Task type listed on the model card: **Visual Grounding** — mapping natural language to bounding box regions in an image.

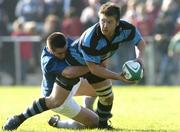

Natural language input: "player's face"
[99,14,118,40]
[53,46,67,60]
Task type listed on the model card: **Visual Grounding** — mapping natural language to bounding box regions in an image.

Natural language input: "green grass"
[1,86,180,132]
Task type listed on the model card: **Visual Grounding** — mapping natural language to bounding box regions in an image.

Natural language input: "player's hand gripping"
[118,72,138,84]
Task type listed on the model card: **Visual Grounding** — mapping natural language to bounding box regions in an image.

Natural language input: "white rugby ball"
[122,60,143,81]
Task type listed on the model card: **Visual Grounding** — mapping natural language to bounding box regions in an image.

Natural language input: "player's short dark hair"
[47,32,66,51]
[98,2,120,21]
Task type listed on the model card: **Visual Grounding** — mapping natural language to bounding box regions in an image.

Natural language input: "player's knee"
[52,98,81,118]
[96,85,114,105]
[48,75,80,108]
[46,96,65,109]
[51,99,64,108]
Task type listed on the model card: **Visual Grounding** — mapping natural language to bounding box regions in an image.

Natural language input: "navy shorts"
[55,72,106,91]
[82,72,106,84]
[55,74,80,91]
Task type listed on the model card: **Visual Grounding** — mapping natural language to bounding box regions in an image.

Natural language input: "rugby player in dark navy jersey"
[55,2,146,129]
[2,32,99,131]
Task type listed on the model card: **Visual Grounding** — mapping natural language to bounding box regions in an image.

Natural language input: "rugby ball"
[122,60,143,81]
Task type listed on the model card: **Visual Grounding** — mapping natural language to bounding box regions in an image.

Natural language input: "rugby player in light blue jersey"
[54,2,146,129]
[3,2,146,130]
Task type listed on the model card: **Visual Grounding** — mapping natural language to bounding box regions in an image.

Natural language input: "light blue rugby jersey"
[41,38,73,96]
[66,20,142,66]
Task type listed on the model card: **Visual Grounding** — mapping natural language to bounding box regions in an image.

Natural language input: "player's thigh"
[82,72,109,89]
[91,79,112,90]
[91,79,114,105]
[47,83,70,108]
[75,78,96,96]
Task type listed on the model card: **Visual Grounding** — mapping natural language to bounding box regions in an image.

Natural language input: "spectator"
[153,0,179,85]
[0,3,9,36]
[80,0,100,29]
[168,31,180,57]
[145,0,161,32]
[11,19,33,84]
[167,31,180,85]
[122,0,139,25]
[110,0,127,17]
[44,0,64,19]
[42,14,61,42]
[135,0,161,36]
[173,13,180,35]
[15,0,46,22]
[24,21,40,72]
[0,1,12,83]
[154,0,179,36]
[61,8,83,37]
[1,0,19,22]
[63,0,86,17]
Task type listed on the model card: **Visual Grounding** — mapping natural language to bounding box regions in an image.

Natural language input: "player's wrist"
[134,58,144,69]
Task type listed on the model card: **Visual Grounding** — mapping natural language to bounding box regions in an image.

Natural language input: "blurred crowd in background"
[0,0,179,85]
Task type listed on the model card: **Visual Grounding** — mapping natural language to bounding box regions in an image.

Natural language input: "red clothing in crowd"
[61,17,83,37]
[11,32,32,60]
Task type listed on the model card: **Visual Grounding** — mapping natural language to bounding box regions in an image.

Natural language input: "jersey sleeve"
[80,48,101,64]
[127,28,142,45]
[43,58,68,74]
[80,25,102,64]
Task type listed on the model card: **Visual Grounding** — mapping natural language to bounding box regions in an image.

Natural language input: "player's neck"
[105,33,115,42]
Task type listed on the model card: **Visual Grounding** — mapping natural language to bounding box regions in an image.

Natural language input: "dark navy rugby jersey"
[66,20,142,66]
[41,38,73,96]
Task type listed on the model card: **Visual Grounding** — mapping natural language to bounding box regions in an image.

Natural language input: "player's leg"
[92,79,113,128]
[75,78,96,96]
[72,106,99,128]
[82,96,96,110]
[84,73,114,128]
[49,107,99,129]
[2,77,78,131]
[48,77,99,128]
[50,99,99,128]
[2,97,50,131]
[75,78,97,110]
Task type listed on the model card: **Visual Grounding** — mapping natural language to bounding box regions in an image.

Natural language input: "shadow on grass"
[113,128,175,132]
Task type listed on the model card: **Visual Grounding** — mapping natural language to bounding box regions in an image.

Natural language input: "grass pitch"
[0,86,180,132]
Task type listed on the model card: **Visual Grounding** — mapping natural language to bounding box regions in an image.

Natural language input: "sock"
[83,96,96,110]
[17,98,49,122]
[56,119,85,129]
[97,101,112,127]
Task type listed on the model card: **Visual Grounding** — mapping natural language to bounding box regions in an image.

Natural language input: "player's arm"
[86,61,134,83]
[81,47,135,83]
[61,66,89,78]
[135,39,146,67]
